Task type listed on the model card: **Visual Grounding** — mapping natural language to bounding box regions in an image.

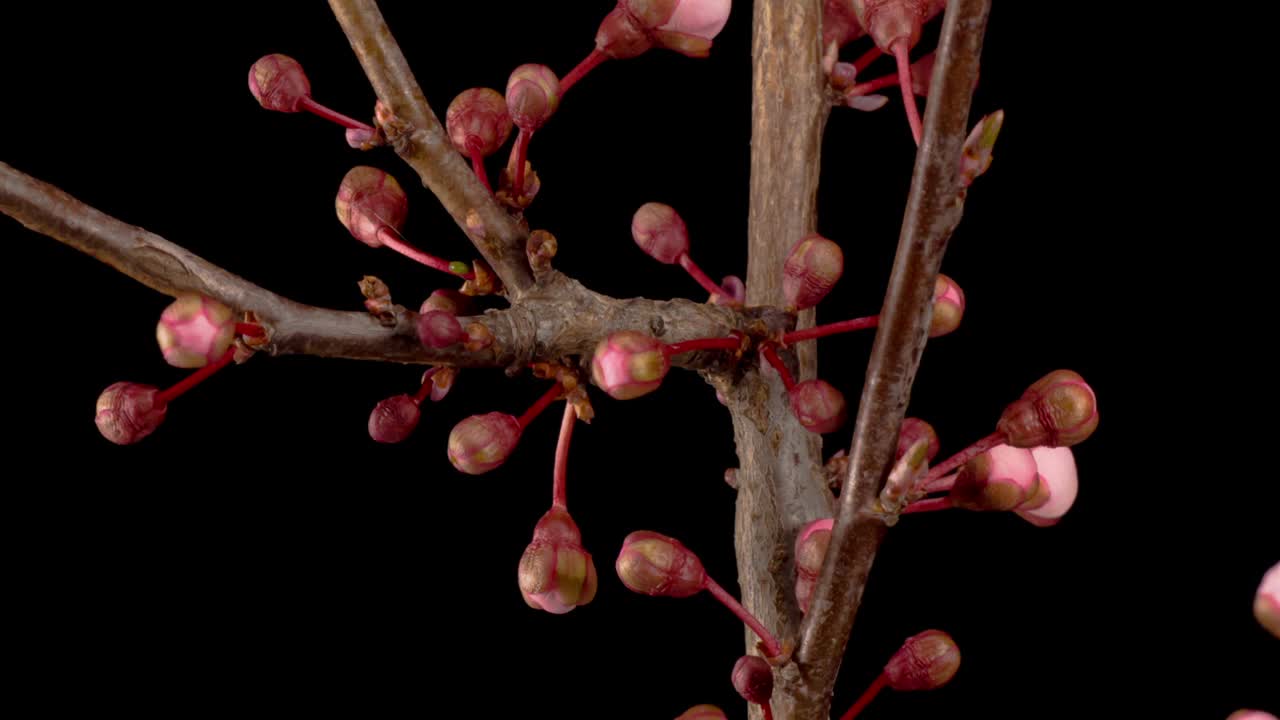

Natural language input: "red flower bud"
[884,629,961,691]
[335,166,408,248]
[783,234,844,310]
[447,412,521,475]
[949,444,1040,511]
[897,418,940,463]
[998,370,1099,448]
[795,518,834,613]
[518,508,598,614]
[591,331,671,400]
[417,310,466,349]
[420,289,473,317]
[731,655,774,705]
[506,64,560,131]
[95,382,167,445]
[156,294,236,369]
[675,706,727,720]
[446,88,513,158]
[1253,562,1280,640]
[248,54,310,112]
[790,379,848,434]
[631,202,690,264]
[929,274,965,338]
[615,530,707,598]
[367,395,421,444]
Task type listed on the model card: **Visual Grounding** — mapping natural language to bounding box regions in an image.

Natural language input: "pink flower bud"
[795,518,834,613]
[615,530,707,598]
[248,54,310,112]
[428,366,458,402]
[929,274,965,338]
[447,412,522,475]
[367,395,421,444]
[783,234,844,310]
[518,508,599,614]
[598,0,732,59]
[731,655,774,705]
[1228,713,1279,720]
[1255,562,1280,639]
[710,275,746,306]
[591,331,671,400]
[1017,446,1078,522]
[998,370,1099,448]
[632,202,690,264]
[897,418,940,462]
[790,379,848,434]
[156,294,236,369]
[949,444,1039,511]
[446,88,513,158]
[335,166,408,248]
[95,382,167,445]
[853,0,933,51]
[345,126,384,150]
[506,64,560,131]
[417,310,466,349]
[420,289,473,317]
[676,706,727,720]
[884,629,961,691]
[659,0,732,39]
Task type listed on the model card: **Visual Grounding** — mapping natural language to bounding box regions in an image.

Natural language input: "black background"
[1,3,1272,718]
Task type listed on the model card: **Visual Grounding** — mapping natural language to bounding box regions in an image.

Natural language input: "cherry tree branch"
[327,0,536,299]
[791,2,992,718]
[1,160,786,371]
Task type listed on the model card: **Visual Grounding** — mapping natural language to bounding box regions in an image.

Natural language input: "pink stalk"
[853,45,883,73]
[468,145,493,193]
[155,348,235,405]
[847,73,901,96]
[511,129,532,196]
[892,39,923,144]
[782,315,879,344]
[900,496,952,514]
[235,322,265,338]
[517,383,564,431]
[298,96,373,131]
[839,673,889,720]
[560,49,608,95]
[552,402,575,509]
[760,344,797,391]
[374,227,475,279]
[704,576,783,658]
[664,337,741,356]
[413,367,440,405]
[919,471,957,494]
[926,431,1003,481]
[677,253,731,299]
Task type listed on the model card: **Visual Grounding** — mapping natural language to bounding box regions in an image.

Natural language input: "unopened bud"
[591,331,671,400]
[518,508,598,614]
[632,202,690,264]
[420,289,473,317]
[156,294,236,369]
[731,655,774,705]
[506,64,560,131]
[783,234,844,310]
[853,0,932,50]
[1228,712,1279,720]
[95,382,167,445]
[884,629,961,691]
[960,110,1004,187]
[998,370,1099,448]
[428,366,458,402]
[335,166,408,248]
[418,310,466,349]
[1018,446,1078,522]
[345,126,385,150]
[950,444,1040,511]
[675,706,727,720]
[368,395,421,444]
[710,275,746,306]
[248,54,310,112]
[447,412,521,474]
[795,518,834,613]
[616,530,707,597]
[789,379,848,434]
[897,418,940,462]
[527,230,558,273]
[446,88,513,158]
[929,274,965,338]
[1254,562,1280,639]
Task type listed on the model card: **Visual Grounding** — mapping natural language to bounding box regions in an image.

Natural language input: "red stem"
[552,402,576,509]
[847,73,901,97]
[677,253,730,299]
[413,367,440,405]
[920,471,958,494]
[839,673,889,720]
[156,349,235,405]
[760,344,796,391]
[511,129,532,197]
[782,315,879,344]
[235,322,265,338]
[664,336,741,356]
[559,49,608,95]
[892,39,923,145]
[468,145,493,193]
[900,496,953,514]
[703,576,783,659]
[298,96,373,131]
[375,227,475,279]
[517,383,563,431]
[926,431,1004,481]
[853,45,883,73]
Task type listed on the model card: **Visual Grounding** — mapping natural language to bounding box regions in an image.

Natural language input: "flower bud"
[428,366,458,402]
[598,0,732,59]
[998,370,1099,448]
[447,412,522,475]
[591,331,671,400]
[897,418,940,463]
[790,379,848,434]
[1255,562,1280,639]
[518,508,599,614]
[616,530,707,597]
[446,88,513,158]
[345,126,385,151]
[506,64,560,131]
[95,382,167,445]
[675,706,727,720]
[710,275,746,306]
[420,289,473,317]
[1018,446,1078,522]
[417,310,466,349]
[731,655,774,705]
[929,274,965,338]
[783,234,844,310]
[949,444,1039,511]
[884,629,961,691]
[368,395,421,444]
[248,54,310,112]
[527,229,558,273]
[853,0,932,51]
[156,294,236,369]
[795,518,834,613]
[631,202,690,264]
[335,166,408,248]
[1228,712,1279,720]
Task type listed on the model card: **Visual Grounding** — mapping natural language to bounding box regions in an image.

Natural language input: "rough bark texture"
[790,3,993,718]
[734,1,834,718]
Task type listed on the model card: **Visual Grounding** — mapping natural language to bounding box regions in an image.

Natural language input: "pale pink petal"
[1023,446,1078,520]
[661,0,732,40]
